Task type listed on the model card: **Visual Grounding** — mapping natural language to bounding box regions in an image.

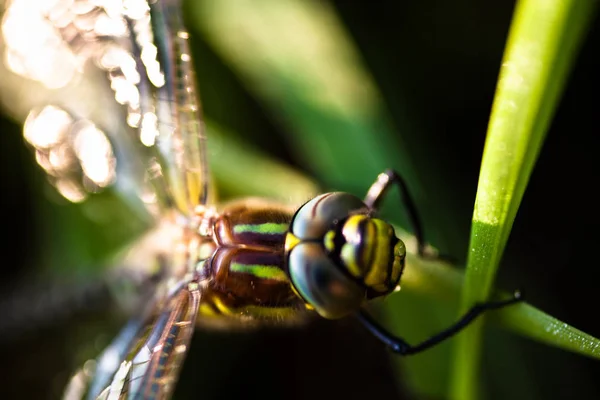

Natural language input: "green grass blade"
[494,304,600,360]
[450,0,597,398]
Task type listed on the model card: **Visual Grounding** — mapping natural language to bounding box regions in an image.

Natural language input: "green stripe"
[231,263,289,281]
[233,223,289,235]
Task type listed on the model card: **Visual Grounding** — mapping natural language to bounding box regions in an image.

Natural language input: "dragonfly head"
[285,192,406,319]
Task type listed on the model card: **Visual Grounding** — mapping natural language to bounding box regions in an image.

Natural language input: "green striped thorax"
[285,192,406,319]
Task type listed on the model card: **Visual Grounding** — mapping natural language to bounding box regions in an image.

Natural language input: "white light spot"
[140,112,159,146]
[55,179,87,203]
[72,122,116,187]
[23,106,72,149]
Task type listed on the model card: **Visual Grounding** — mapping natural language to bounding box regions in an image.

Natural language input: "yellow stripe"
[324,230,336,252]
[341,215,366,277]
[231,263,289,281]
[360,219,376,272]
[285,232,301,252]
[212,297,235,315]
[199,303,218,316]
[233,222,289,235]
[342,243,361,277]
[364,219,392,289]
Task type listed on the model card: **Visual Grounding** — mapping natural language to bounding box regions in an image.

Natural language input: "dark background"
[1,1,599,399]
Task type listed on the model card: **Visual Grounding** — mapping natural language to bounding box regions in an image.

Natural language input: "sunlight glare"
[73,121,116,187]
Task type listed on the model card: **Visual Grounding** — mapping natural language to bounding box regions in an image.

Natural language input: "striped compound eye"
[337,215,405,295]
[286,193,406,319]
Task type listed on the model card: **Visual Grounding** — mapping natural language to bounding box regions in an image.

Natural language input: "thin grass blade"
[450,0,597,398]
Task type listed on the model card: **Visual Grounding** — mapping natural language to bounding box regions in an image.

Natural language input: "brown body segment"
[198,199,306,323]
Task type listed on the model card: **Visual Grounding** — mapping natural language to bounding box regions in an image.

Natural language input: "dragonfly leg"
[364,169,426,256]
[356,291,522,355]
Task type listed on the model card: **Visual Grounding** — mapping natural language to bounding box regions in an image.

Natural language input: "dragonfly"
[0,0,521,398]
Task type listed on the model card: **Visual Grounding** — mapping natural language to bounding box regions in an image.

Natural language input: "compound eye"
[288,242,365,319]
[291,192,366,240]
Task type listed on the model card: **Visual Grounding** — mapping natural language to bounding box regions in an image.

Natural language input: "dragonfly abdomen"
[198,199,306,324]
[214,198,294,247]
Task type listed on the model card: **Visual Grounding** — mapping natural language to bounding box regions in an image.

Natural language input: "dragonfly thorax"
[285,192,406,319]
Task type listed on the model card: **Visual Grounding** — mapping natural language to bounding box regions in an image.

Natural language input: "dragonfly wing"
[63,318,144,400]
[0,0,209,217]
[63,279,201,400]
[146,0,210,212]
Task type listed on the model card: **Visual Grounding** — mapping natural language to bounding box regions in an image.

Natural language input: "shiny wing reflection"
[64,280,201,400]
[1,0,209,217]
[1,0,209,398]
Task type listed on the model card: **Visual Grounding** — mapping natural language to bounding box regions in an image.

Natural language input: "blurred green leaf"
[495,304,600,360]
[206,120,319,204]
[190,0,464,259]
[451,0,597,398]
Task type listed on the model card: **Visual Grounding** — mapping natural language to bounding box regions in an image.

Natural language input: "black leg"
[364,169,426,256]
[356,291,522,355]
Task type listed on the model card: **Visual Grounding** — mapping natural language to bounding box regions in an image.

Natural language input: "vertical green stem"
[449,0,596,399]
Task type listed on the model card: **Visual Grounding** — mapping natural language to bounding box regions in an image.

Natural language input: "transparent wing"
[149,0,210,212]
[63,279,201,400]
[0,0,209,217]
